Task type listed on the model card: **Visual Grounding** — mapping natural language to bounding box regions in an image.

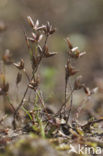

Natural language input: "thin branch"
[81,118,103,130]
[12,84,29,129]
[66,89,74,123]
[75,95,90,121]
[0,115,7,124]
[23,68,30,81]
[56,88,74,117]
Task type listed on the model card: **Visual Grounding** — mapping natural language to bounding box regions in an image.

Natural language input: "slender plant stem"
[36,90,45,109]
[81,118,103,130]
[64,78,68,110]
[13,34,49,129]
[23,68,30,81]
[0,115,7,124]
[75,95,90,121]
[36,89,51,120]
[66,89,74,123]
[12,85,29,129]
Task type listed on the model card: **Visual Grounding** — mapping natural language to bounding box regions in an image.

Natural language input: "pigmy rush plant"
[0,16,103,141]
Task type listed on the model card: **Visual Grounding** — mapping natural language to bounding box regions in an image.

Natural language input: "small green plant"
[0,17,103,155]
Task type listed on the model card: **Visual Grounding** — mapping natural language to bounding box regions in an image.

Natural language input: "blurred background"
[0,0,103,115]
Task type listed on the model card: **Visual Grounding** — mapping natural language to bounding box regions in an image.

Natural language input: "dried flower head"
[32,32,43,43]
[2,49,12,65]
[13,59,24,70]
[27,16,35,28]
[42,21,56,35]
[74,75,83,90]
[65,60,78,79]
[70,47,86,59]
[66,38,86,59]
[66,38,73,50]
[33,20,39,30]
[82,84,91,96]
[43,45,57,58]
[16,72,22,86]
[0,74,9,95]
[28,76,40,89]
